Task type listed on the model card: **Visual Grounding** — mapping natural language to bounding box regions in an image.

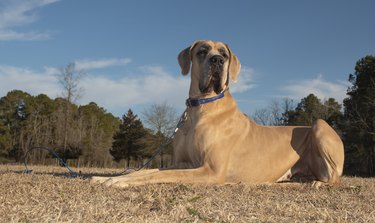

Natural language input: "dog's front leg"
[91,165,217,187]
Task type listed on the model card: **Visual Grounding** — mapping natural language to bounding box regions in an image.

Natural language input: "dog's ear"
[177,46,191,75]
[225,44,241,83]
[177,41,201,75]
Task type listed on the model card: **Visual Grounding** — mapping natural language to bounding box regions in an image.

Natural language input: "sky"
[0,0,375,119]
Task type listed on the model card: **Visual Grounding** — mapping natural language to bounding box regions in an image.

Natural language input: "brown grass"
[1,164,374,222]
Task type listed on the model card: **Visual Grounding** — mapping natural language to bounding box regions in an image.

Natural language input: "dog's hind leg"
[308,119,344,186]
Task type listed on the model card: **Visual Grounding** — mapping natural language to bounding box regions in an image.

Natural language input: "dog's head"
[178,40,241,95]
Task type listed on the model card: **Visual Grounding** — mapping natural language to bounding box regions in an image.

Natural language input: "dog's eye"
[222,53,228,59]
[197,49,207,56]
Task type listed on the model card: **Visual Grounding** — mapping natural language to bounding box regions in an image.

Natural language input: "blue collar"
[186,88,228,107]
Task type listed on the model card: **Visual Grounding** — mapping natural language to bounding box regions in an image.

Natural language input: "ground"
[0,164,374,222]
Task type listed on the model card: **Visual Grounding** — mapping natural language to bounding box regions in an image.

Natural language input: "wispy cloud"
[80,65,190,112]
[0,64,190,116]
[77,63,256,113]
[0,62,257,116]
[0,64,61,96]
[281,74,349,103]
[0,30,51,41]
[231,66,256,93]
[75,58,132,70]
[0,0,59,41]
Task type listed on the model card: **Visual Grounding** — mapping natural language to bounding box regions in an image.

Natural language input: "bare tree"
[252,98,294,126]
[57,63,85,154]
[142,102,178,136]
[142,102,178,167]
[252,108,271,126]
[58,63,85,103]
[271,98,295,126]
[268,99,282,126]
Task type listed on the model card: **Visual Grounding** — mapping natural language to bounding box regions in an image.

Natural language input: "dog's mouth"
[199,70,224,94]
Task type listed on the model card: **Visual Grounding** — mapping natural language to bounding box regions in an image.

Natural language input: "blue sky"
[1,0,374,118]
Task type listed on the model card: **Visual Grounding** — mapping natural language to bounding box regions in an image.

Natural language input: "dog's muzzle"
[210,55,225,94]
[199,54,226,94]
[210,55,225,68]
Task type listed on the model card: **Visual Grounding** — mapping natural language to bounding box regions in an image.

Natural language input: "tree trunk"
[127,155,130,168]
[160,151,164,168]
[63,102,69,154]
[370,145,375,176]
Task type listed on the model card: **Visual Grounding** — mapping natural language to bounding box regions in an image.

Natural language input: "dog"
[91,40,344,187]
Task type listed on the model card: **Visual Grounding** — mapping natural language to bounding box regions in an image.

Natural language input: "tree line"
[0,63,177,168]
[0,55,374,176]
[0,89,177,168]
[0,90,119,167]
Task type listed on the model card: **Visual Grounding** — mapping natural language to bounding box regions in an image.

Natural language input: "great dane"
[92,40,344,187]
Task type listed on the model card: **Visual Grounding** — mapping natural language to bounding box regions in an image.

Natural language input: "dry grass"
[1,164,374,222]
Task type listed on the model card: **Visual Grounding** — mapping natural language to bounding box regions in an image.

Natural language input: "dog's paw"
[91,176,111,184]
[91,176,130,188]
[311,180,325,189]
[104,177,131,188]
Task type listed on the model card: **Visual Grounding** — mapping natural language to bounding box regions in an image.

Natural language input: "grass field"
[0,164,374,222]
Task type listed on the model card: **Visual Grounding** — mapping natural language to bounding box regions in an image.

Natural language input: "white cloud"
[231,66,256,93]
[281,74,350,103]
[80,65,190,112]
[0,63,190,116]
[0,0,59,41]
[75,58,132,70]
[0,62,257,117]
[0,65,60,97]
[0,30,51,41]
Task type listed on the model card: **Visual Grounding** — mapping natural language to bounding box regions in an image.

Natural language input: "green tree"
[0,91,60,163]
[285,94,342,127]
[0,90,33,161]
[54,97,81,161]
[110,109,147,167]
[27,94,56,144]
[322,98,342,129]
[0,121,11,161]
[78,102,119,167]
[286,94,324,126]
[23,94,56,164]
[0,89,135,167]
[343,55,375,176]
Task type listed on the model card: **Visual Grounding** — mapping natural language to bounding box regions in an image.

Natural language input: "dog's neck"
[188,79,229,100]
[186,88,228,107]
[188,70,231,100]
[188,90,221,100]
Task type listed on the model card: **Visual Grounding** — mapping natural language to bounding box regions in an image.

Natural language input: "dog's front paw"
[91,176,130,188]
[311,180,324,189]
[91,176,110,184]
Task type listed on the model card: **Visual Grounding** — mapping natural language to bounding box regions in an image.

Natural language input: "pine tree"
[0,90,33,160]
[285,94,342,128]
[286,94,324,126]
[110,109,147,167]
[343,55,375,176]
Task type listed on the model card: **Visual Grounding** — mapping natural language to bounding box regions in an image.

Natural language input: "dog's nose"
[210,55,225,67]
